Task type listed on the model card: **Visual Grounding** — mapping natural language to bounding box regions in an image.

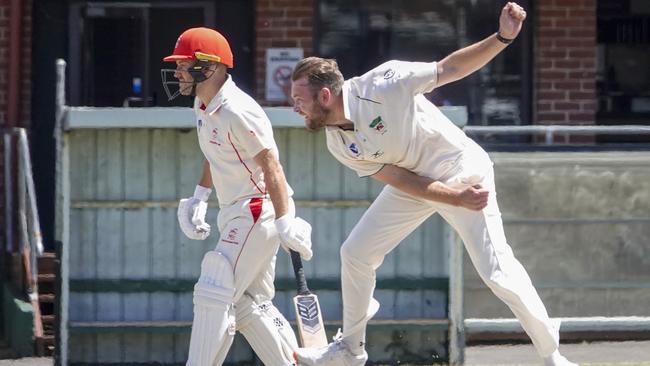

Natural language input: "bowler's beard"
[305,100,332,131]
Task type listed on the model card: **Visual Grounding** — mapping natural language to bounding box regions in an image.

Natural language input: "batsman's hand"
[457,184,489,211]
[499,2,527,40]
[275,215,313,260]
[177,185,212,240]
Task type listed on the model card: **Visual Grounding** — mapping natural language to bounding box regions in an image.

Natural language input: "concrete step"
[35,335,55,357]
[42,315,56,334]
[38,294,55,304]
[36,252,57,275]
[37,274,56,294]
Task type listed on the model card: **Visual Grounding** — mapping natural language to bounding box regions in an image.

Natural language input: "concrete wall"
[464,151,650,319]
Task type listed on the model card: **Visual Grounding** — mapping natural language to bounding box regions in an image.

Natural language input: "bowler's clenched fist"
[499,2,527,40]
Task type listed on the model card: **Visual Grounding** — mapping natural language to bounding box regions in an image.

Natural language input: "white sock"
[344,330,366,356]
[544,350,576,366]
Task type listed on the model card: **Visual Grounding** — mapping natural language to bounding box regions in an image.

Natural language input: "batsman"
[162,27,313,365]
[290,3,578,366]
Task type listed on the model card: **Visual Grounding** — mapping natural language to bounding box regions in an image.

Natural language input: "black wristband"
[496,32,514,44]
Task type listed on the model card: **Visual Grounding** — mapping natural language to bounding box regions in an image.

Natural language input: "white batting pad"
[236,296,297,366]
[186,251,235,366]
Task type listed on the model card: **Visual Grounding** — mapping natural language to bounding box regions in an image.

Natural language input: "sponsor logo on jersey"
[349,143,360,156]
[209,128,221,146]
[369,116,387,134]
[371,150,384,159]
[197,119,203,131]
[383,69,395,79]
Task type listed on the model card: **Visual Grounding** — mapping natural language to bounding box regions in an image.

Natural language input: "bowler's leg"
[340,186,435,354]
[438,168,565,361]
[295,186,435,366]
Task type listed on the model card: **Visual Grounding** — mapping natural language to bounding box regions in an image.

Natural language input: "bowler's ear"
[318,87,332,104]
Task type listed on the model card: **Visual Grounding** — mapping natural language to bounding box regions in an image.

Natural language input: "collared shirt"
[195,75,293,206]
[325,60,491,183]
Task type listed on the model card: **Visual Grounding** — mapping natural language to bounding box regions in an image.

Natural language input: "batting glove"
[177,185,212,240]
[275,214,313,260]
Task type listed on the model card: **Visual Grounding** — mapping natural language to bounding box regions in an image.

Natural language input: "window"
[597,0,650,125]
[67,1,255,107]
[316,0,533,126]
[68,2,216,107]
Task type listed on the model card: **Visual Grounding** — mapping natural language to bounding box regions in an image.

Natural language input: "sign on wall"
[266,48,304,102]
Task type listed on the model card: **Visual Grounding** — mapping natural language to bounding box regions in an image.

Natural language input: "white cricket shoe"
[293,332,367,366]
[544,351,579,366]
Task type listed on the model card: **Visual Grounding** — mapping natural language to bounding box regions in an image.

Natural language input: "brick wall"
[535,0,597,125]
[0,0,33,250]
[1,1,8,250]
[254,0,314,104]
[22,0,32,127]
[0,3,8,126]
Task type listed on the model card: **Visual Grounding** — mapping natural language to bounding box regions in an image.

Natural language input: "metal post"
[54,58,69,366]
[448,231,465,365]
[545,127,554,145]
[18,128,44,256]
[4,133,13,253]
[17,141,26,253]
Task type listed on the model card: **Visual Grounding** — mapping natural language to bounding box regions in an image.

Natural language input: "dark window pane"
[317,0,532,126]
[596,0,650,130]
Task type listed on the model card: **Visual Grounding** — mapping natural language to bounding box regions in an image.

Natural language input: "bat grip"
[290,250,310,295]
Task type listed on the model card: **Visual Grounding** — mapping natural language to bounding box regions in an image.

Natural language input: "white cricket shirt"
[195,75,293,206]
[325,60,491,184]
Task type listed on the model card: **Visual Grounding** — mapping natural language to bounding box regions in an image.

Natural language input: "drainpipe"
[8,0,23,128]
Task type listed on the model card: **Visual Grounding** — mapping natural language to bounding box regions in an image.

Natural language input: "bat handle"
[290,250,310,295]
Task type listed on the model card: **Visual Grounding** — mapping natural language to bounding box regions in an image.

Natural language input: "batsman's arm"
[198,159,213,188]
[371,164,489,211]
[436,2,526,88]
[254,148,289,218]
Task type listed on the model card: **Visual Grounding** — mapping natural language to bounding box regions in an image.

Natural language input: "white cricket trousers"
[216,196,279,303]
[340,167,560,357]
[188,196,297,365]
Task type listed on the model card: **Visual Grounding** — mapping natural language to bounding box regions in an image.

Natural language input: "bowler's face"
[291,77,329,131]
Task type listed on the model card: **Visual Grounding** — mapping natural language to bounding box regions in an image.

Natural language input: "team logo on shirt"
[383,69,395,79]
[369,116,387,135]
[348,143,360,156]
[221,228,240,245]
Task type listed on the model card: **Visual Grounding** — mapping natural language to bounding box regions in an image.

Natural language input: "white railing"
[464,125,650,144]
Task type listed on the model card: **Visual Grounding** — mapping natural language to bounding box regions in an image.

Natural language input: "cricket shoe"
[294,331,367,366]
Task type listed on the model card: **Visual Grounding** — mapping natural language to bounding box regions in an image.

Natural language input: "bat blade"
[293,293,327,347]
[289,250,328,348]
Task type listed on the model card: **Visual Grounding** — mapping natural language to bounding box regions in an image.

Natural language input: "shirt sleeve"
[377,60,438,96]
[227,106,277,157]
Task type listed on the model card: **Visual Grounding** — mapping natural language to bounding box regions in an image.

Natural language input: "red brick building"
[1,0,32,251]
[1,0,649,249]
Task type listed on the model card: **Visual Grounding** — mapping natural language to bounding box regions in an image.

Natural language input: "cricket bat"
[290,250,328,347]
